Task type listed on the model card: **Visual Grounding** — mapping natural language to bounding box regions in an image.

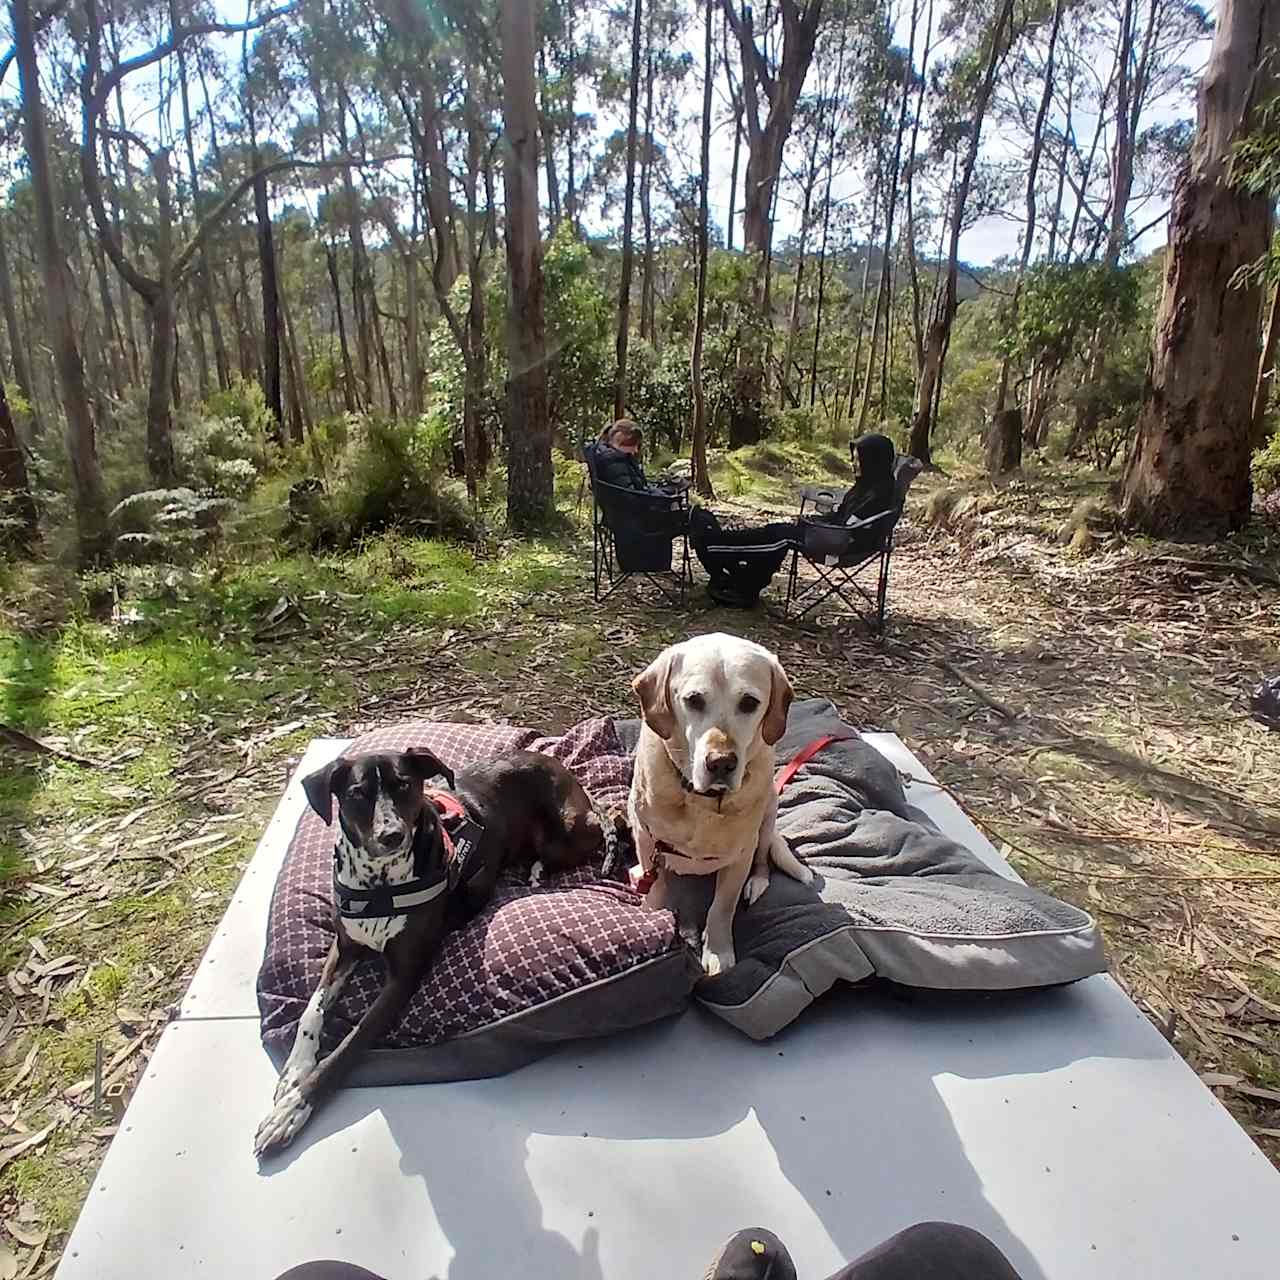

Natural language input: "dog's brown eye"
[739,695,760,714]
[684,692,705,712]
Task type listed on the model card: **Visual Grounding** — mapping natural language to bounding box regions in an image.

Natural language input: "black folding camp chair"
[583,442,692,606]
[783,455,921,633]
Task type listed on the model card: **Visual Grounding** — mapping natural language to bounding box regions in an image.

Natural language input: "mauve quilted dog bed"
[257,717,701,1087]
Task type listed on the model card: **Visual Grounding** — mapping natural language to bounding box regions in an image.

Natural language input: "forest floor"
[1,453,1279,1272]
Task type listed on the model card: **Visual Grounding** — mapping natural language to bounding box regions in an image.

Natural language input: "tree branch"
[0,0,66,89]
[172,155,398,280]
[84,5,295,124]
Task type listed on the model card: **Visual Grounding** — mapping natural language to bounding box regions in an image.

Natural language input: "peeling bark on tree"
[1120,0,1280,534]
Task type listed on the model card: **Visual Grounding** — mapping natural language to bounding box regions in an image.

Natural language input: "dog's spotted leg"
[272,941,353,1104]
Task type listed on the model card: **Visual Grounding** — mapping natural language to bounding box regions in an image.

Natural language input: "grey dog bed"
[616,699,1106,1040]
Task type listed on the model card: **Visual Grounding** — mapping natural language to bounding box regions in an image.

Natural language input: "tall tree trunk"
[174,2,230,391]
[14,0,107,562]
[846,79,892,419]
[726,0,824,445]
[252,161,283,432]
[992,0,1063,450]
[0,214,42,434]
[1121,0,1280,533]
[145,151,177,483]
[565,0,579,234]
[809,16,848,408]
[325,244,359,412]
[370,290,399,417]
[404,249,423,418]
[332,94,375,405]
[419,79,459,290]
[908,0,1014,464]
[280,278,313,441]
[782,134,820,409]
[903,0,933,374]
[639,0,656,342]
[858,7,919,433]
[502,0,552,530]
[1251,279,1280,447]
[0,377,37,547]
[107,19,141,385]
[726,94,743,251]
[85,233,126,398]
[1073,0,1142,446]
[690,0,714,499]
[199,56,258,382]
[614,0,644,418]
[539,46,562,230]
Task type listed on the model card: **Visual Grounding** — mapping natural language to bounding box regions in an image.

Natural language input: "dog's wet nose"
[375,827,404,851]
[706,750,738,780]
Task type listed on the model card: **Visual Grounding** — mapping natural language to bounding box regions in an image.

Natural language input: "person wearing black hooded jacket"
[689,433,900,608]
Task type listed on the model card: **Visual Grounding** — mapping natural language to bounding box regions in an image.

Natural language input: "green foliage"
[543,224,613,437]
[109,488,235,563]
[296,413,473,549]
[1252,432,1280,495]
[1008,263,1141,367]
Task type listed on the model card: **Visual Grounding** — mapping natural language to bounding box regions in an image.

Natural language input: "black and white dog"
[254,747,614,1159]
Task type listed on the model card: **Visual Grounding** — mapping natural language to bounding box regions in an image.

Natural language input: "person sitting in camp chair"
[821,432,898,552]
[689,433,899,609]
[591,419,687,496]
[583,419,692,602]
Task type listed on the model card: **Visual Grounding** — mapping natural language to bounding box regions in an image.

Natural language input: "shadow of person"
[297,969,1161,1280]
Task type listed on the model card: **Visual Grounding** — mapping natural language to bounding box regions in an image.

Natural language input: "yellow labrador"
[628,633,813,975]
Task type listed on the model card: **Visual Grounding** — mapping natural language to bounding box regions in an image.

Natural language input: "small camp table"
[53,735,1280,1280]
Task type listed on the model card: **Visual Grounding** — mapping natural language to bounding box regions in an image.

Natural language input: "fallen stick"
[0,725,106,769]
[936,658,1021,720]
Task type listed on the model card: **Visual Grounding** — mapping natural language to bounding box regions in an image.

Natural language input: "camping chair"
[784,454,922,632]
[583,441,692,606]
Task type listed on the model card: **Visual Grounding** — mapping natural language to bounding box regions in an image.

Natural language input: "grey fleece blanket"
[614,700,1106,1039]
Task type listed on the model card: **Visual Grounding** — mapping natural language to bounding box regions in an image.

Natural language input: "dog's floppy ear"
[302,757,351,826]
[403,747,455,789]
[632,647,678,739]
[761,657,793,746]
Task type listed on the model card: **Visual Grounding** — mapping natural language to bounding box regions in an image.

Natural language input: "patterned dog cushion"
[257,718,701,1087]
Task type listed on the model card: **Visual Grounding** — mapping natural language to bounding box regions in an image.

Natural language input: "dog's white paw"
[529,860,545,888]
[701,938,735,977]
[742,871,771,905]
[254,1083,313,1160]
[792,862,815,886]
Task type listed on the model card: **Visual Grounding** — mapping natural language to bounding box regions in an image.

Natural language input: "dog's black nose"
[375,828,404,850]
[706,750,738,779]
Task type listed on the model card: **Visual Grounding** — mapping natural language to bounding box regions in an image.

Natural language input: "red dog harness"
[426,788,483,868]
[631,735,853,896]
